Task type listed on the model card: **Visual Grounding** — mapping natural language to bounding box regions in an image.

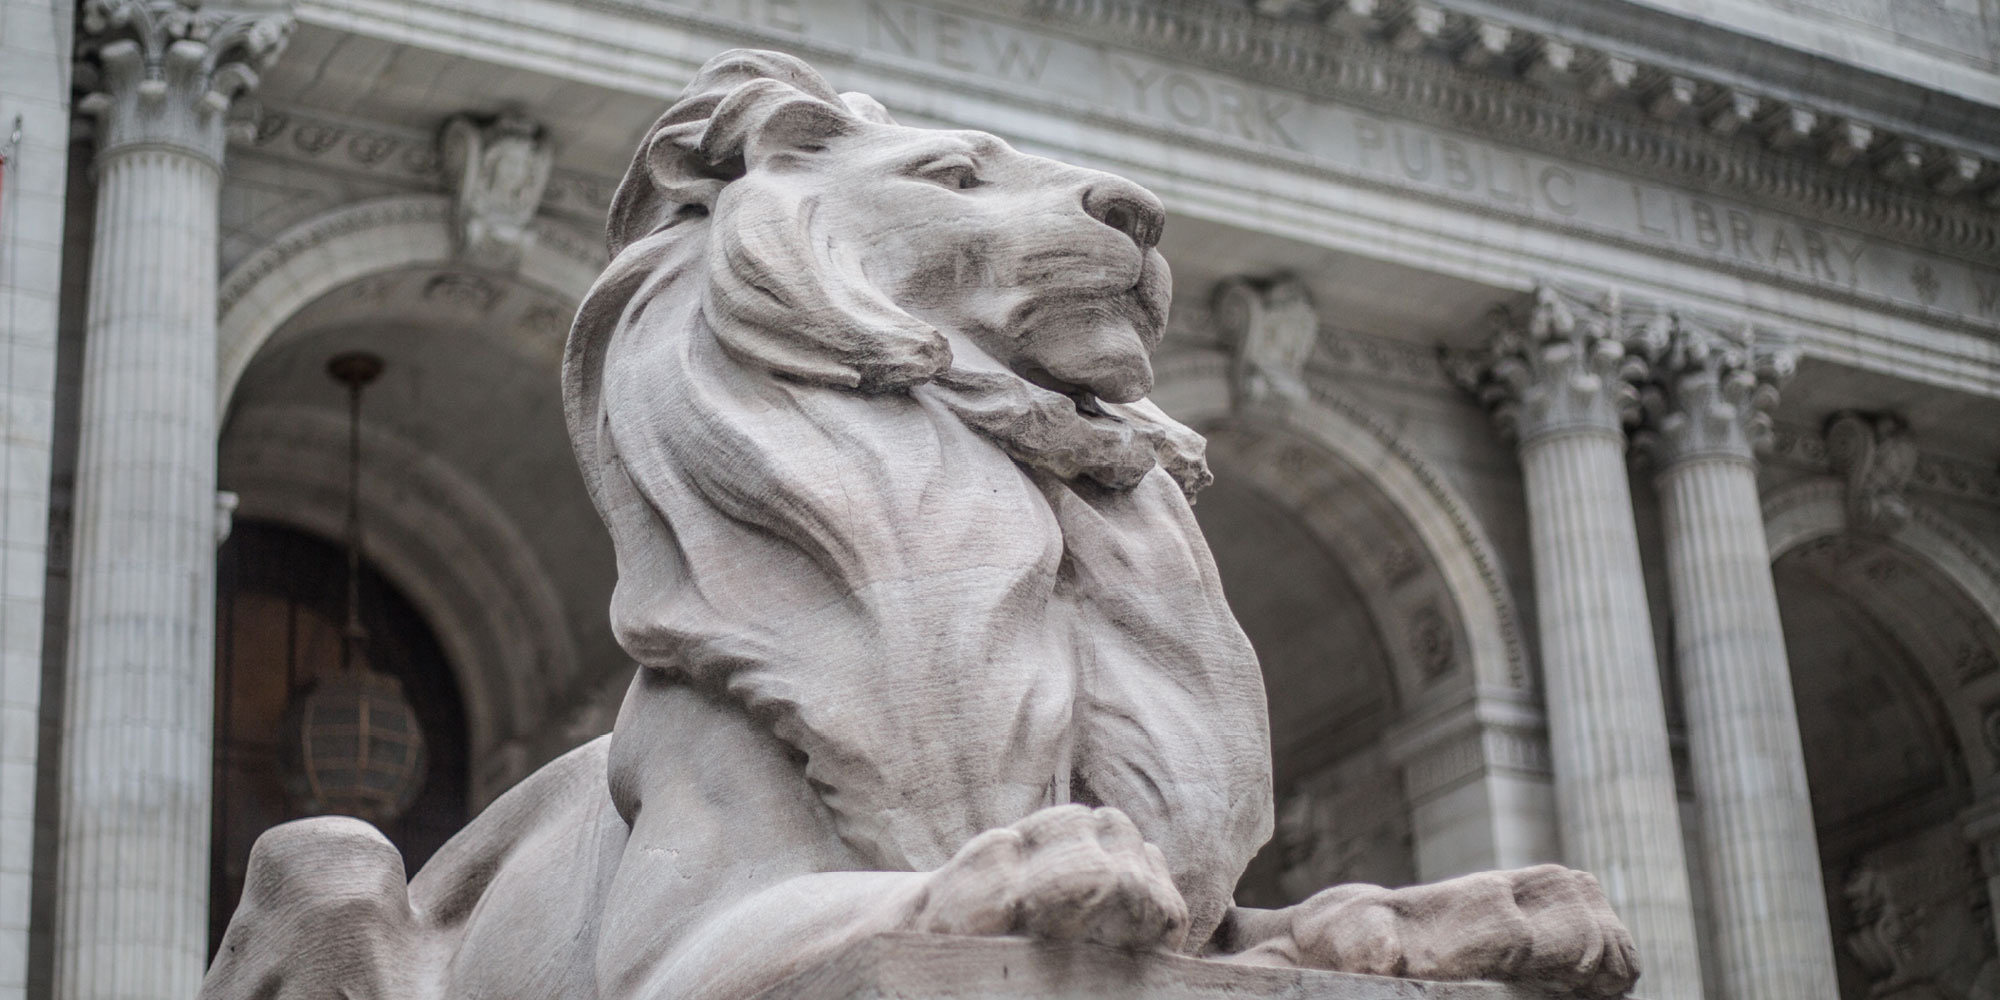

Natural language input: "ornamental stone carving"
[203,49,1639,1000]
[1825,411,1919,535]
[76,0,294,164]
[1213,274,1317,406]
[1842,847,2000,1000]
[1456,283,1645,443]
[439,112,555,270]
[1627,310,1795,466]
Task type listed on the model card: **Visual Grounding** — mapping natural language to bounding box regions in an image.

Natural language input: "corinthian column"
[58,3,290,995]
[1633,313,1838,1000]
[1462,285,1704,999]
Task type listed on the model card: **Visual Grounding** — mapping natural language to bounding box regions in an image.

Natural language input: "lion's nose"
[1081,178,1165,250]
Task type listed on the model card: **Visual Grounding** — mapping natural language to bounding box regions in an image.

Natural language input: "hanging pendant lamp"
[287,351,428,825]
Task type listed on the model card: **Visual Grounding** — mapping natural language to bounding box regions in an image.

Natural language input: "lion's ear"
[701,78,856,167]
[707,185,950,393]
[839,92,896,125]
[606,49,851,256]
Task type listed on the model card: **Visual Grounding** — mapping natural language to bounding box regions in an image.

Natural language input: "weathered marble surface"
[202,49,1638,1000]
[749,933,1586,1000]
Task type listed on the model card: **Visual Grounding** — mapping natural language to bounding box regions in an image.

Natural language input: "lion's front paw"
[911,804,1189,952]
[1284,864,1638,999]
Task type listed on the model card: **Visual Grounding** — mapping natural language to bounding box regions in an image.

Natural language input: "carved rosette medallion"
[1457,283,1645,446]
[76,0,295,165]
[1627,311,1796,468]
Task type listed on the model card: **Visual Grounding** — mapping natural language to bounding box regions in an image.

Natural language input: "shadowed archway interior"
[1774,535,1995,1000]
[210,521,469,955]
[1196,456,1412,908]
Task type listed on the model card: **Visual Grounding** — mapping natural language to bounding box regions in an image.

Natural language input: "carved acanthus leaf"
[1626,310,1795,466]
[76,0,294,161]
[1454,283,1644,444]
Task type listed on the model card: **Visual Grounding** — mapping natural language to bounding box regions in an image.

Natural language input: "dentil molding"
[1024,0,2000,258]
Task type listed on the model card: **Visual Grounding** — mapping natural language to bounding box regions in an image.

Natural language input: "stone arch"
[222,404,578,806]
[1764,478,2000,780]
[1151,351,1531,700]
[1152,351,1555,882]
[215,195,603,419]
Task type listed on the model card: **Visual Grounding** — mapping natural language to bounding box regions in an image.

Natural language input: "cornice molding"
[1024,0,2000,259]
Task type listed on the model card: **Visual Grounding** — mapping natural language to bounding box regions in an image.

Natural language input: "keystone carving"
[1213,275,1317,406]
[76,0,294,164]
[439,112,554,271]
[1824,411,1917,535]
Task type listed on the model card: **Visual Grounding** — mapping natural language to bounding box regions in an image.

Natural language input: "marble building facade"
[1,0,1997,998]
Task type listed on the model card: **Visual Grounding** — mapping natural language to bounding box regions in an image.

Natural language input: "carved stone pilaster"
[75,0,293,166]
[1629,310,1795,468]
[440,112,554,271]
[1212,275,1316,406]
[1458,284,1645,445]
[1825,411,1918,535]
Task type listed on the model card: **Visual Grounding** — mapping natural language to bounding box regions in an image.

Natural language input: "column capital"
[75,0,294,165]
[1454,283,1644,446]
[1630,309,1797,468]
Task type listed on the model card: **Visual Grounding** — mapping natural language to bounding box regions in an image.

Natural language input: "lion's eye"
[915,155,982,190]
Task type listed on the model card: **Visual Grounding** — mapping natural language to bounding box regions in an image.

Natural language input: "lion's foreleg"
[1207,867,1640,999]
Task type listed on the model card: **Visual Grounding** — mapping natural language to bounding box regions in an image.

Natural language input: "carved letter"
[1537,166,1576,215]
[1440,140,1475,190]
[1689,201,1724,250]
[866,0,918,55]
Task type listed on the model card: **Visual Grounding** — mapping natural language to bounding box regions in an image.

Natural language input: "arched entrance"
[211,521,468,953]
[1151,349,1553,900]
[1767,483,2000,1000]
[1196,440,1413,905]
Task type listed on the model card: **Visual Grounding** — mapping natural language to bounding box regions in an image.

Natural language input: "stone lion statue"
[203,50,1639,1000]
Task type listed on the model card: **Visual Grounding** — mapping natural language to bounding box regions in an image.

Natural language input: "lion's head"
[565,49,1207,515]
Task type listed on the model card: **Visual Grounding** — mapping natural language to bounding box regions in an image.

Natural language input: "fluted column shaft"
[58,4,288,996]
[1643,320,1837,1000]
[60,141,221,998]
[1469,287,1704,1000]
[1521,431,1704,999]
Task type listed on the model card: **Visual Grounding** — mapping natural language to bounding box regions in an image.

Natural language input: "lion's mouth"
[1020,365,1109,418]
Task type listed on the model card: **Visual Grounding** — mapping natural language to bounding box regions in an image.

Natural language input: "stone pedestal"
[56,3,288,996]
[1638,314,1837,1000]
[1462,285,1702,1000]
[751,934,1581,1000]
